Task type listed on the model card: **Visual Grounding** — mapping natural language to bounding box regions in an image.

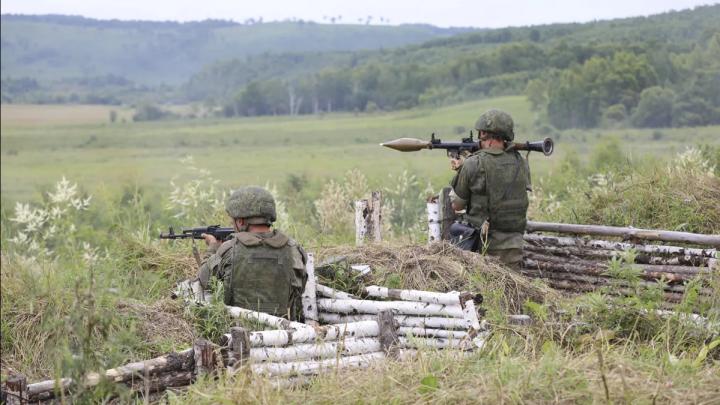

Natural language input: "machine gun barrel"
[159,225,234,241]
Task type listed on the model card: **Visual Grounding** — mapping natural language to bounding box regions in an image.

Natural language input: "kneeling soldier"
[197,186,307,321]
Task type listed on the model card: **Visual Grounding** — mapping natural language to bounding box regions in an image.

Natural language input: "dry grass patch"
[318,241,558,313]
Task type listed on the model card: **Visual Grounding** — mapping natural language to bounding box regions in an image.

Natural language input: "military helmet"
[475,109,515,141]
[225,186,276,224]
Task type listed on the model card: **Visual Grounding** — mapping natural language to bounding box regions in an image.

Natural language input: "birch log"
[526,221,720,247]
[439,186,456,241]
[223,320,381,347]
[172,279,209,304]
[398,327,468,339]
[369,191,383,242]
[301,252,319,325]
[355,199,369,246]
[522,255,708,283]
[523,234,718,258]
[251,352,386,377]
[318,298,464,318]
[319,313,471,330]
[377,310,399,358]
[461,299,482,332]
[363,286,477,306]
[316,284,358,300]
[538,279,686,303]
[226,305,310,330]
[520,267,712,294]
[3,375,27,405]
[523,244,713,267]
[427,199,441,243]
[398,337,467,350]
[522,259,709,285]
[26,349,194,399]
[250,338,382,362]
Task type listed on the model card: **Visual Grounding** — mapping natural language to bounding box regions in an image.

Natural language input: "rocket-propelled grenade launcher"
[381,133,554,159]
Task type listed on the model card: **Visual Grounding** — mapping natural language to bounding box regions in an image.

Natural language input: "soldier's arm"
[197,239,233,289]
[291,245,309,289]
[451,157,482,211]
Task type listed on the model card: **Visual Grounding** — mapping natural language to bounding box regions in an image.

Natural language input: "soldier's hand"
[450,157,464,171]
[201,233,220,248]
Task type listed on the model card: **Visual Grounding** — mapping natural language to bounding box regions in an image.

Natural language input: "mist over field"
[1,4,719,404]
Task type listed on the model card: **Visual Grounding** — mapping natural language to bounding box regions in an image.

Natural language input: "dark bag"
[449,222,479,251]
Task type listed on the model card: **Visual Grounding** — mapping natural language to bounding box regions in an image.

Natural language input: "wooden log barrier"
[537,279,686,303]
[226,305,310,330]
[194,339,220,376]
[316,284,359,300]
[427,198,441,243]
[398,327,468,339]
[222,320,381,348]
[249,338,382,363]
[377,310,400,358]
[3,374,27,405]
[317,298,465,318]
[523,234,718,258]
[229,327,251,367]
[354,192,382,246]
[523,254,708,283]
[319,313,471,330]
[22,348,195,401]
[362,286,478,306]
[526,221,720,247]
[301,252,319,325]
[523,244,713,267]
[251,352,386,377]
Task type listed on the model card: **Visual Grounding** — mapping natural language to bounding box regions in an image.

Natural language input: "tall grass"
[1,146,718,402]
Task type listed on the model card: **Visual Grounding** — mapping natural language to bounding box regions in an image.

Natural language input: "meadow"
[3,97,719,204]
[1,98,719,403]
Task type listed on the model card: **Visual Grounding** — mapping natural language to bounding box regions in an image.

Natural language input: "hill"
[185,5,720,128]
[0,14,472,85]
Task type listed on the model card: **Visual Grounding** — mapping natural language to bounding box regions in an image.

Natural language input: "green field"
[2,96,719,202]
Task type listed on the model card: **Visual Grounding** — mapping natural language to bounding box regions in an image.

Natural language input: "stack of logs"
[521,221,719,303]
[316,284,488,350]
[4,281,487,403]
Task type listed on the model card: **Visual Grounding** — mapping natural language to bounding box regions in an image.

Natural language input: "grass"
[1,98,719,403]
[2,97,718,203]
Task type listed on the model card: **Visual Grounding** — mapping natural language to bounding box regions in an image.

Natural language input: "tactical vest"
[223,231,298,317]
[469,150,529,233]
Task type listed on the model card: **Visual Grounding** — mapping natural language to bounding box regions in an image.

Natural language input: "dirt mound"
[116,298,195,347]
[318,242,557,313]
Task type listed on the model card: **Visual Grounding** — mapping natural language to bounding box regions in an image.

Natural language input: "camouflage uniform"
[196,186,308,321]
[197,231,307,320]
[450,110,531,268]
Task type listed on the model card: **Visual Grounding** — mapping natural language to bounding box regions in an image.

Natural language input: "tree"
[631,86,674,128]
[525,79,547,111]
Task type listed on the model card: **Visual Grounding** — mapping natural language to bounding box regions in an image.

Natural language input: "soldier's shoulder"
[216,238,237,256]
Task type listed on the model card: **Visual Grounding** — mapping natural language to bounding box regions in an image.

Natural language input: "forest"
[3,5,719,129]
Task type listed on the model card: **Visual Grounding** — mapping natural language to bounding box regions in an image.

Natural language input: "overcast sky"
[1,0,716,28]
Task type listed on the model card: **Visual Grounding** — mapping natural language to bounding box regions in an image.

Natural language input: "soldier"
[450,109,531,268]
[196,186,308,321]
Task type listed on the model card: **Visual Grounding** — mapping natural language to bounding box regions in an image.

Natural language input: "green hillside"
[0,15,471,85]
[188,5,719,128]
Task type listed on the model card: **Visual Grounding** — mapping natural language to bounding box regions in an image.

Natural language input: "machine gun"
[381,133,554,158]
[159,225,234,241]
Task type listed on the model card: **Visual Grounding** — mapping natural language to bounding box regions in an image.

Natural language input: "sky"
[1,0,716,28]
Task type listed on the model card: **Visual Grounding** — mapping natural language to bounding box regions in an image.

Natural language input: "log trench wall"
[521,224,718,301]
[7,280,487,403]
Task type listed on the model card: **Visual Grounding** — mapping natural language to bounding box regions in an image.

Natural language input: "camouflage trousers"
[487,248,523,270]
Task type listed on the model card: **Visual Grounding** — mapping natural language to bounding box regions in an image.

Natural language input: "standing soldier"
[450,109,531,268]
[196,186,308,321]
